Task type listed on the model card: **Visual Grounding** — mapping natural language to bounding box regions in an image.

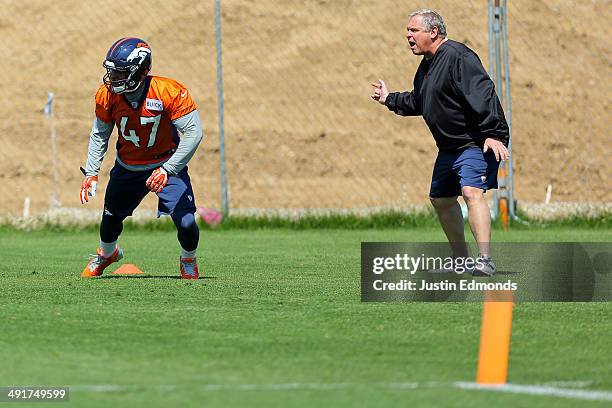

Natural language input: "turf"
[0,227,610,407]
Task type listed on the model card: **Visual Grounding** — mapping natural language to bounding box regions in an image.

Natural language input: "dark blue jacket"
[385,40,509,151]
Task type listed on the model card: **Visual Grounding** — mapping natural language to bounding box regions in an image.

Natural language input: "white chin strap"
[112,82,141,94]
[112,84,127,94]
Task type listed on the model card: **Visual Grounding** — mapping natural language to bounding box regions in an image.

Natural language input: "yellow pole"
[499,197,509,231]
[476,290,514,384]
[497,166,509,230]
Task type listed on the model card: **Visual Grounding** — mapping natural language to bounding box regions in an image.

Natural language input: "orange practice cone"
[112,264,145,275]
[476,290,514,384]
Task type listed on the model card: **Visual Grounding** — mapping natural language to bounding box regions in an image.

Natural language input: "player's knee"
[174,212,197,232]
[461,187,484,203]
[174,212,199,251]
[101,211,123,227]
[429,196,457,210]
[100,212,124,242]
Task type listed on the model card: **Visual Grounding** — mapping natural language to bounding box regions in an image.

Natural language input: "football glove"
[146,167,169,193]
[79,175,98,204]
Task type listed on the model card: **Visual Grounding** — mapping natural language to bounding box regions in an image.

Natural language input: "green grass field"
[1,227,611,407]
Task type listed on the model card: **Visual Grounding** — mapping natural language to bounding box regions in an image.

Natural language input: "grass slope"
[0,228,610,407]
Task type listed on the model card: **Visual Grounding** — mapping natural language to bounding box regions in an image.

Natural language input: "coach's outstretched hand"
[371,79,390,104]
[146,167,169,193]
[79,175,98,204]
[483,138,510,162]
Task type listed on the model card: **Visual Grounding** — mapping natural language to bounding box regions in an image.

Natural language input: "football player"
[80,37,204,279]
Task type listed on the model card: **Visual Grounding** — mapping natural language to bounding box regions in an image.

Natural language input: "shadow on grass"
[99,275,215,280]
[424,270,519,276]
[487,270,518,276]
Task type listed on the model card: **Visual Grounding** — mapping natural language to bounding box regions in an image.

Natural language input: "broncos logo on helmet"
[103,37,152,94]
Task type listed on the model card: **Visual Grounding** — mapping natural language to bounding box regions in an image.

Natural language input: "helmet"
[103,37,152,94]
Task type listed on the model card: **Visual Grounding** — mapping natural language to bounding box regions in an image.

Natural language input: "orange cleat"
[180,257,199,279]
[81,247,124,277]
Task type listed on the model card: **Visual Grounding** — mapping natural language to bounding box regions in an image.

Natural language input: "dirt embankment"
[1,0,609,215]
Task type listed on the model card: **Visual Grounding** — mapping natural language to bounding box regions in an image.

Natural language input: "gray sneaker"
[472,256,496,277]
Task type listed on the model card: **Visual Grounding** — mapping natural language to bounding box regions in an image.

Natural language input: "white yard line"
[453,382,612,401]
[71,381,612,402]
[539,380,593,388]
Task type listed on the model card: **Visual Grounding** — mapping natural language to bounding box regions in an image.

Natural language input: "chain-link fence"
[503,0,611,204]
[1,0,609,217]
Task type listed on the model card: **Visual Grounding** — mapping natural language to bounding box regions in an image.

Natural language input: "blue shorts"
[103,163,197,220]
[429,147,500,198]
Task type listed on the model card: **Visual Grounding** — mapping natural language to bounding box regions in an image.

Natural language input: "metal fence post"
[488,0,499,220]
[215,0,229,216]
[490,0,512,227]
[501,0,515,219]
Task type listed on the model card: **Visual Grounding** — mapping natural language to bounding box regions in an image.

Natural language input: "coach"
[371,9,509,276]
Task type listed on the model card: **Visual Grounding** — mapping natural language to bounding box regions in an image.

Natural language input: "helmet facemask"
[102,46,151,94]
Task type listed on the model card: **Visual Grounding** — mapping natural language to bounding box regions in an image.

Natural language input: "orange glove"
[145,167,169,193]
[79,175,98,204]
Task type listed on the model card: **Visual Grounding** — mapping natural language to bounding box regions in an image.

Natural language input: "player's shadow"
[99,275,214,280]
[425,270,518,275]
[489,270,517,276]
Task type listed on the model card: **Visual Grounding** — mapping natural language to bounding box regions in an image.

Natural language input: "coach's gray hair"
[409,9,447,38]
